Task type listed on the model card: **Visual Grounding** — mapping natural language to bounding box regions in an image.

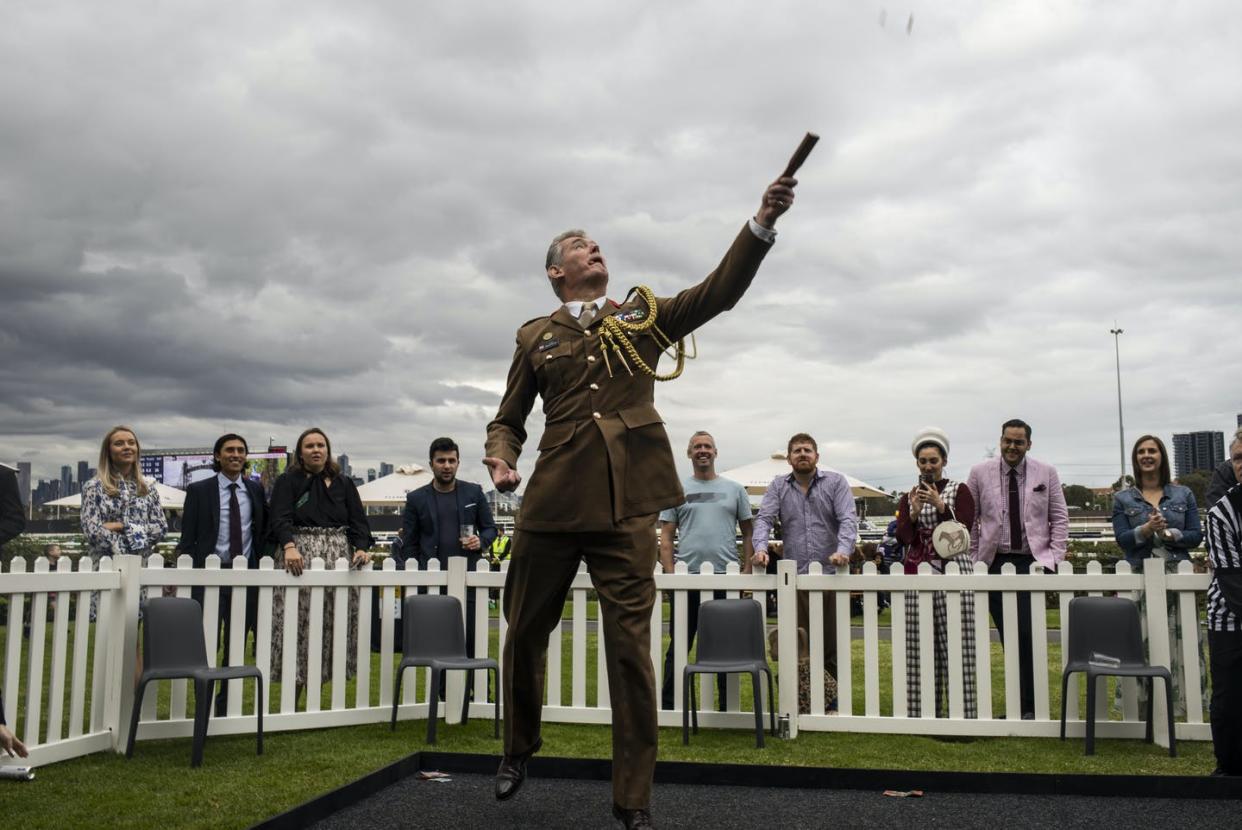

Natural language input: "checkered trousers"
[904,480,978,718]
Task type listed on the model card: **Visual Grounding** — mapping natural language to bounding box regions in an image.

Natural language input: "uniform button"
[589,383,599,391]
[587,355,596,363]
[593,411,602,419]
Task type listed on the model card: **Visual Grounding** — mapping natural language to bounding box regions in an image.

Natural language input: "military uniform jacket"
[486,224,772,532]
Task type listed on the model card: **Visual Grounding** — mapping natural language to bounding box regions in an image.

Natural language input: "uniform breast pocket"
[533,342,576,393]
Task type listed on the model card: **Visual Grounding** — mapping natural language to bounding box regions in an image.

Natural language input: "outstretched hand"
[755,176,798,229]
[483,457,521,493]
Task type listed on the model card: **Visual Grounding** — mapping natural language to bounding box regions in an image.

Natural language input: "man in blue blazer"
[401,437,498,668]
[178,434,268,715]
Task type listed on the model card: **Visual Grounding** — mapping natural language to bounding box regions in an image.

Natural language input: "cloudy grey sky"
[2,1,1238,493]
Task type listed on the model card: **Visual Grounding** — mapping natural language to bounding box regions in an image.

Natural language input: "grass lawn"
[1,600,1215,830]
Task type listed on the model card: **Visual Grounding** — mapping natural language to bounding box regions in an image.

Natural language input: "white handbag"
[932,504,971,560]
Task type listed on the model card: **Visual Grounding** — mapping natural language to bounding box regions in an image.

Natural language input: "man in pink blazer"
[967,419,1068,718]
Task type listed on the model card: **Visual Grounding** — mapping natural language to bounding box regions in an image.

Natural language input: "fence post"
[445,556,467,724]
[1142,557,1172,748]
[776,559,798,737]
[105,555,142,753]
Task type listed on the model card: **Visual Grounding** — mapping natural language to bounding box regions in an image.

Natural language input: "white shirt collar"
[563,296,608,318]
[216,471,243,489]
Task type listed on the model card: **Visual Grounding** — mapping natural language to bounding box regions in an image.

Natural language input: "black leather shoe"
[495,737,541,801]
[612,804,654,828]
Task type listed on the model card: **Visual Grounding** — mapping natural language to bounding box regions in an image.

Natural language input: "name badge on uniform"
[615,308,646,323]
[538,337,560,352]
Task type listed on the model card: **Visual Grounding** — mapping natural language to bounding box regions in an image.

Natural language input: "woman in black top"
[269,427,373,701]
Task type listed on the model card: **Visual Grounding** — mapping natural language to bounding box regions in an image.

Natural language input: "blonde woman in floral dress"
[82,425,167,619]
[269,427,372,704]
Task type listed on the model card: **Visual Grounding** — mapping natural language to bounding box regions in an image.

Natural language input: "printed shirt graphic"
[659,476,752,573]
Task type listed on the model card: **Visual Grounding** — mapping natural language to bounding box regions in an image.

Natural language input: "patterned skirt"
[270,527,359,686]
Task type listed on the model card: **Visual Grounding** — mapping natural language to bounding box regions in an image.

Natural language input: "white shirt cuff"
[748,217,777,244]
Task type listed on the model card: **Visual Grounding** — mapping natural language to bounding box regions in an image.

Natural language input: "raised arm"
[655,178,797,342]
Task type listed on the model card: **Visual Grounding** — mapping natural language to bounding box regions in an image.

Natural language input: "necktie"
[577,302,596,328]
[1007,468,1021,551]
[228,483,244,560]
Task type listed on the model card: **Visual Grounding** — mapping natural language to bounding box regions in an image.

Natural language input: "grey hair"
[545,228,588,270]
[545,229,587,299]
[686,430,715,452]
[1231,427,1242,452]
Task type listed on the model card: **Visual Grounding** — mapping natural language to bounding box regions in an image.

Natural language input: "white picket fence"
[0,553,1211,770]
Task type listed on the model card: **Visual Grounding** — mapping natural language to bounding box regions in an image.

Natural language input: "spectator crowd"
[2,421,1241,775]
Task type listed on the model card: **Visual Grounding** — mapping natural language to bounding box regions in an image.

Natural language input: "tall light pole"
[1110,325,1126,489]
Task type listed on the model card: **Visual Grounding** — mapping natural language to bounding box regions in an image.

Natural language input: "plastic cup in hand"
[460,524,475,543]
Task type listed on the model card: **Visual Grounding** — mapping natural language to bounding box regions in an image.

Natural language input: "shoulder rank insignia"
[537,337,560,352]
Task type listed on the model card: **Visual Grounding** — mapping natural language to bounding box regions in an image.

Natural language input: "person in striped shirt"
[1206,434,1242,776]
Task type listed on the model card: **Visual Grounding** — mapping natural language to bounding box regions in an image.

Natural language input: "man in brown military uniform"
[483,176,797,828]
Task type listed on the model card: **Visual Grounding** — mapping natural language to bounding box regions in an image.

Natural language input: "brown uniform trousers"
[502,515,658,807]
[486,225,772,808]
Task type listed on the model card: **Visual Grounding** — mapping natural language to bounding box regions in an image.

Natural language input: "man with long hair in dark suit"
[177,434,268,716]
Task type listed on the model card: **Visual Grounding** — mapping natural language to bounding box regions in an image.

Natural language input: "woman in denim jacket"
[1111,434,1205,717]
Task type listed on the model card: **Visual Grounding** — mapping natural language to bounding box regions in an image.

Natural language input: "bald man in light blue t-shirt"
[658,432,753,709]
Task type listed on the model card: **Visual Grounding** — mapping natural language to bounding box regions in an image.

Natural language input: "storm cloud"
[2,1,1238,492]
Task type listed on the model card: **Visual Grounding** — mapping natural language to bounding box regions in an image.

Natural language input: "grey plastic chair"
[390,594,499,744]
[126,597,264,767]
[1059,595,1176,757]
[682,598,776,748]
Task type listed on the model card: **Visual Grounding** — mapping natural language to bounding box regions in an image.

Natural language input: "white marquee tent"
[354,464,434,506]
[719,453,888,500]
[44,478,186,511]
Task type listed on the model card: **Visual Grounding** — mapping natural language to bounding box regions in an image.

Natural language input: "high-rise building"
[367,468,377,482]
[17,462,32,509]
[1237,413,1241,428]
[35,478,63,507]
[1172,431,1225,479]
[60,465,73,496]
[78,460,90,488]
[338,454,352,477]
[379,462,394,477]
